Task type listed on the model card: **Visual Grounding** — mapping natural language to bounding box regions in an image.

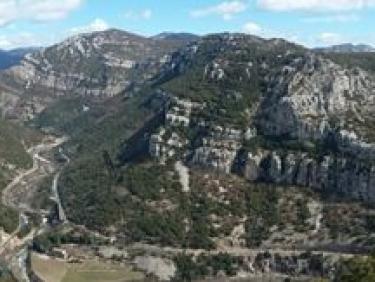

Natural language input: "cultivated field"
[31,252,145,282]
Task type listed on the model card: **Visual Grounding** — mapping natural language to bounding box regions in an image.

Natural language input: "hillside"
[0,119,41,186]
[0,30,374,281]
[0,119,41,233]
[323,52,375,74]
[0,29,191,122]
[51,33,375,256]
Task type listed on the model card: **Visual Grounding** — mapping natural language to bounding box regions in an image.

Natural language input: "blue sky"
[0,0,375,49]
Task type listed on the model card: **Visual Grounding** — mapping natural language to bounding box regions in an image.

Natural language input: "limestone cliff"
[149,50,375,202]
[0,29,188,120]
[242,150,375,202]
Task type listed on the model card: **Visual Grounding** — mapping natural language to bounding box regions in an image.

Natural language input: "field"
[31,253,145,282]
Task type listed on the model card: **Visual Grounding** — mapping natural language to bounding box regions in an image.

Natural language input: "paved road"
[0,136,67,255]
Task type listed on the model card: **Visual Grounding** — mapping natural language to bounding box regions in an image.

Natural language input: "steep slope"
[57,33,304,229]
[57,33,373,247]
[0,119,41,233]
[18,31,374,281]
[0,119,40,186]
[324,51,375,74]
[157,33,305,127]
[0,29,187,121]
[257,53,375,143]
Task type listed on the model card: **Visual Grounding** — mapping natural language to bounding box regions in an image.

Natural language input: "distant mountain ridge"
[0,29,189,120]
[0,48,39,70]
[152,32,199,42]
[315,43,375,53]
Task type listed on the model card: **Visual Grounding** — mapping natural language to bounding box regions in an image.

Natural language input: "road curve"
[0,136,67,254]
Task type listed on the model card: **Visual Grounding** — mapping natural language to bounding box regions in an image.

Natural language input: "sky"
[1,0,375,50]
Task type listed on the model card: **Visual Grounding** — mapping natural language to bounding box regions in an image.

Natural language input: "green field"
[31,253,145,282]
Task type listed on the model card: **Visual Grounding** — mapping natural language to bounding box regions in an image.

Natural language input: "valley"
[0,135,67,280]
[0,29,374,282]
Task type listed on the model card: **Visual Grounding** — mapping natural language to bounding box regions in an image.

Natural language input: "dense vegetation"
[62,153,288,249]
[325,52,375,73]
[323,203,375,243]
[0,263,16,282]
[173,251,328,281]
[173,253,241,281]
[32,227,109,254]
[58,90,165,227]
[335,252,375,282]
[0,204,18,233]
[31,96,105,136]
[0,119,38,170]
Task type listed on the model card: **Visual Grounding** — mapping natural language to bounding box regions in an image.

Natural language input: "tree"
[335,252,375,282]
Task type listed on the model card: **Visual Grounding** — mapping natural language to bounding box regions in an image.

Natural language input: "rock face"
[256,54,375,143]
[0,29,186,120]
[242,53,375,201]
[9,30,186,96]
[242,149,375,202]
[149,128,188,163]
[192,145,238,173]
[134,256,176,281]
[192,127,242,173]
[148,49,375,202]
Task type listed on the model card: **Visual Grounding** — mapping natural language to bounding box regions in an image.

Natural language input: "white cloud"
[303,14,360,23]
[0,32,53,49]
[317,32,342,45]
[191,1,247,20]
[69,18,110,35]
[0,18,110,50]
[242,22,304,46]
[0,0,83,27]
[242,22,263,35]
[257,0,375,12]
[124,9,152,20]
[140,9,152,20]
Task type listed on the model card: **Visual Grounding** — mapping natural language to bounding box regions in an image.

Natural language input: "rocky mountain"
[48,32,375,253]
[148,44,375,202]
[0,48,38,70]
[315,43,375,53]
[0,29,188,121]
[1,30,375,281]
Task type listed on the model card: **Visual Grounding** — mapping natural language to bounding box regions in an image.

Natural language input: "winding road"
[0,136,68,262]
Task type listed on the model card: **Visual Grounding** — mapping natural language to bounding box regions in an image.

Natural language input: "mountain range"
[0,48,40,70]
[315,43,375,53]
[0,29,374,281]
